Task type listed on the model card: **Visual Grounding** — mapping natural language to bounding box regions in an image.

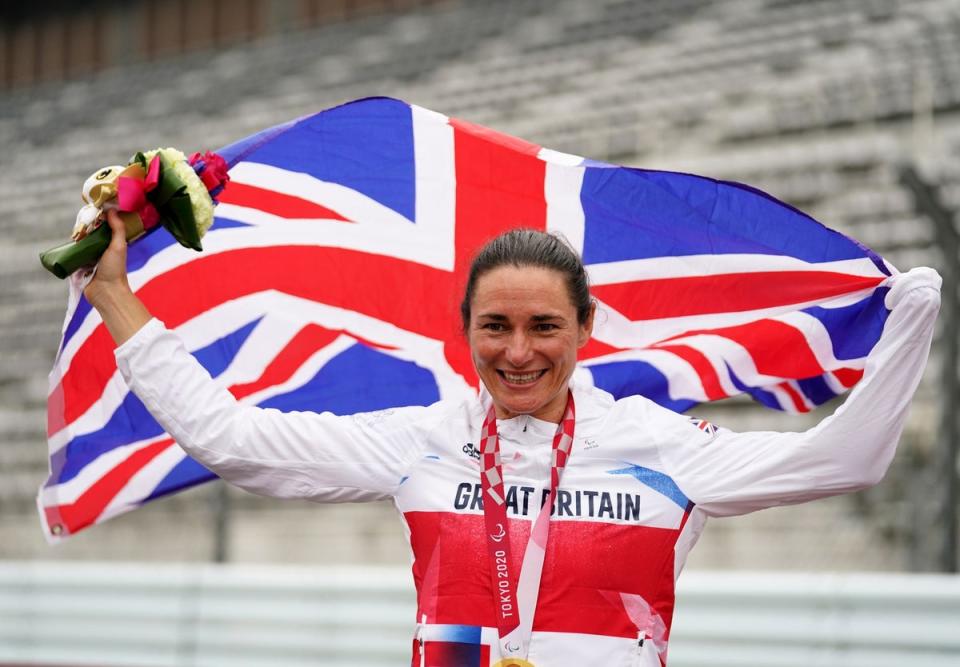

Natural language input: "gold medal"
[492,660,535,667]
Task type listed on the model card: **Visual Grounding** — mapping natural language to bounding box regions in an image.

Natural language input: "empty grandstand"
[0,0,956,574]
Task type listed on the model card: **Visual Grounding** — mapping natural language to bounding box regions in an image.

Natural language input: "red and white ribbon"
[480,393,575,664]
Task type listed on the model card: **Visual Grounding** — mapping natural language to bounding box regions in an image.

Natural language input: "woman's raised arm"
[654,267,942,517]
[83,208,153,345]
[88,209,432,501]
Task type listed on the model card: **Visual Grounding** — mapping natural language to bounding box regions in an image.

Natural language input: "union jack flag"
[39,97,894,540]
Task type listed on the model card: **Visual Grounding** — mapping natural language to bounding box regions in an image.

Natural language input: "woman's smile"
[497,369,548,385]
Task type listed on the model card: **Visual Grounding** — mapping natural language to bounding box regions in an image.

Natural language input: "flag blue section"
[580,167,879,265]
[191,317,262,379]
[52,392,165,485]
[802,287,890,361]
[432,624,483,644]
[587,359,696,413]
[206,216,251,231]
[258,343,440,414]
[217,117,301,168]
[127,228,177,273]
[797,375,837,406]
[239,97,416,222]
[727,365,784,410]
[61,300,93,355]
[144,456,216,502]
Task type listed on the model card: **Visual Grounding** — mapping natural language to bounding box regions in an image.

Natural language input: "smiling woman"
[460,230,595,422]
[86,213,941,667]
[468,273,593,424]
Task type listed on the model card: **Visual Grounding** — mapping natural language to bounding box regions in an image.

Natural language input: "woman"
[87,209,940,667]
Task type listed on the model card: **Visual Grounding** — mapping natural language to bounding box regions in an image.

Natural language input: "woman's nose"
[505,331,533,366]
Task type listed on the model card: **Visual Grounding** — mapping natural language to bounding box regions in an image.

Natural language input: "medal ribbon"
[480,392,575,663]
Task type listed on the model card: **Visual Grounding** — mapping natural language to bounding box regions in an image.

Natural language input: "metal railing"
[899,163,959,573]
[1,562,958,667]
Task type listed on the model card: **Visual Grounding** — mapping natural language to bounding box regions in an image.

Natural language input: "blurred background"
[1,0,959,665]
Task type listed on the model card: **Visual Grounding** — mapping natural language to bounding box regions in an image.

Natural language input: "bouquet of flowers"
[40,148,230,279]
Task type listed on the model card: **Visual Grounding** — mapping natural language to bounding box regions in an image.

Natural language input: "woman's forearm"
[87,284,153,346]
[82,209,153,346]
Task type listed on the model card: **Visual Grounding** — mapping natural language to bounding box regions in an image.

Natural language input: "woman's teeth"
[502,370,543,384]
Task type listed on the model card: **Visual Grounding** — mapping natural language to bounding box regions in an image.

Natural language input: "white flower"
[144,147,215,237]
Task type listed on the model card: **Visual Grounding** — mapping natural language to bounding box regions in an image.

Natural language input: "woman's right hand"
[83,208,154,346]
[83,208,131,307]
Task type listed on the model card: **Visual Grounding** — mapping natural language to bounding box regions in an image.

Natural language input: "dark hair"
[460,229,593,329]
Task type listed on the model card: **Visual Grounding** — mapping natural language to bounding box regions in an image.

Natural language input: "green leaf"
[163,192,203,251]
[129,151,148,170]
[39,223,112,279]
[150,152,186,206]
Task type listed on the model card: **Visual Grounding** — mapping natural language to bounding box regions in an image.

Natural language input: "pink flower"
[190,151,230,198]
[203,152,229,185]
[117,155,162,230]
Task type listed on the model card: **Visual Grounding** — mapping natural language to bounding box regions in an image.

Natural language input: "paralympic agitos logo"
[490,522,507,542]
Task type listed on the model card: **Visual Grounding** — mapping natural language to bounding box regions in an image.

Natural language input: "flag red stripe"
[832,367,864,388]
[54,335,118,438]
[449,117,544,157]
[217,181,351,221]
[578,337,626,361]
[50,438,175,535]
[667,318,826,380]
[47,381,66,437]
[444,120,548,385]
[591,272,884,321]
[778,382,810,412]
[229,323,341,401]
[654,344,727,401]
[719,319,826,379]
[55,247,456,429]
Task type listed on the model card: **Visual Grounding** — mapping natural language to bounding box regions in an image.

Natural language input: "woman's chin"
[492,393,543,420]
[496,390,568,421]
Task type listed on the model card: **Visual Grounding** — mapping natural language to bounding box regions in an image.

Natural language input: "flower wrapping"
[39,148,230,279]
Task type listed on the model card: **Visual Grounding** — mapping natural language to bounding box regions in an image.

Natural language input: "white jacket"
[115,268,941,667]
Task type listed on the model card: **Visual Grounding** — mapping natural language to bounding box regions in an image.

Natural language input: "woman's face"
[467,265,594,423]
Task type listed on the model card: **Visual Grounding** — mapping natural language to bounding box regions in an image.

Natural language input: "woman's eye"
[534,323,558,332]
[482,322,506,331]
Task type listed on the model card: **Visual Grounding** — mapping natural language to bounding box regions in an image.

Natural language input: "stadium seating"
[1,0,955,568]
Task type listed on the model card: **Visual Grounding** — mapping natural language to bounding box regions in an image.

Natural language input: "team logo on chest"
[686,416,718,437]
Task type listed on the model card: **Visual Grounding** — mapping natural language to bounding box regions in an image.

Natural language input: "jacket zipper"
[416,615,426,667]
[633,630,646,667]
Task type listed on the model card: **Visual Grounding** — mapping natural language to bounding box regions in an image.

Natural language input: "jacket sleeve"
[114,318,433,502]
[655,267,942,518]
